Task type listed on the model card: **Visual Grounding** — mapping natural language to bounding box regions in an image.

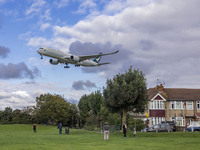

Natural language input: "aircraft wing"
[97,62,110,66]
[79,50,119,61]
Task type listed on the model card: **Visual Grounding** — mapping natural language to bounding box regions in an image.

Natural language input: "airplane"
[37,47,119,68]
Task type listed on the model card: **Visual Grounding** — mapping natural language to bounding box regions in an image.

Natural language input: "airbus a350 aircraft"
[37,47,119,68]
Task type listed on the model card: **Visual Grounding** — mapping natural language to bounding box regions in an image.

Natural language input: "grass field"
[0,124,200,150]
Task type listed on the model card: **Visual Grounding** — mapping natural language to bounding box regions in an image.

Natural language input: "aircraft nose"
[37,48,43,54]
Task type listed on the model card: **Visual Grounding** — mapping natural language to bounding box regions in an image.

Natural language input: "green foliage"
[84,114,98,130]
[35,93,70,125]
[68,103,79,127]
[0,107,34,124]
[78,94,90,126]
[127,117,145,131]
[107,113,121,127]
[103,66,148,123]
[78,91,103,128]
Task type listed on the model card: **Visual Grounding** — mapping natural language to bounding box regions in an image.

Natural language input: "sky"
[0,0,200,110]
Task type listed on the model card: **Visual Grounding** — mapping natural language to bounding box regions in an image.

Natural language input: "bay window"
[150,101,165,109]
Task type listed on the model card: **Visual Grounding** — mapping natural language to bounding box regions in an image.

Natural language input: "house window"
[186,101,193,110]
[171,117,185,126]
[151,117,165,125]
[170,101,184,109]
[197,101,200,110]
[150,101,165,109]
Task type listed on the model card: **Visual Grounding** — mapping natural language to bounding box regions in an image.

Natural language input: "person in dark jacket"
[123,122,127,138]
[58,123,63,134]
[104,122,110,140]
[33,123,37,133]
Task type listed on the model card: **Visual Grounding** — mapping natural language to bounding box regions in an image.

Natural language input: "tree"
[35,93,70,125]
[12,109,22,124]
[103,66,148,124]
[68,103,79,127]
[1,107,13,124]
[78,91,103,128]
[78,94,90,127]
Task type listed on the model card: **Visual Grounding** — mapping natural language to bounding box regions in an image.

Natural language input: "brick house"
[147,84,200,131]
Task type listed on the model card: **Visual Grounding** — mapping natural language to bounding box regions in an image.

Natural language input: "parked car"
[141,128,148,132]
[162,121,176,132]
[186,126,200,132]
[186,121,200,132]
[146,124,173,132]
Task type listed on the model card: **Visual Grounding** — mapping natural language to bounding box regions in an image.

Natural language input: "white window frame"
[170,101,184,110]
[151,117,165,125]
[197,101,200,110]
[186,101,193,110]
[150,101,165,110]
[171,117,185,126]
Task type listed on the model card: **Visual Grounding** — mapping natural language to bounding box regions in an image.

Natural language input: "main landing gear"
[64,63,70,68]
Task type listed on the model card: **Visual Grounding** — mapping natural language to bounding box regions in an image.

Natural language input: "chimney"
[157,84,164,93]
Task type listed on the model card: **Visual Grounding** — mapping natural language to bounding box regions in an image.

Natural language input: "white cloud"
[74,0,97,14]
[13,91,30,98]
[25,0,46,16]
[26,0,200,89]
[54,0,69,8]
[40,23,51,31]
[0,80,86,110]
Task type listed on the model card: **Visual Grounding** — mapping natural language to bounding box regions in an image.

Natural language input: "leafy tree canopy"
[103,66,148,123]
[35,93,70,125]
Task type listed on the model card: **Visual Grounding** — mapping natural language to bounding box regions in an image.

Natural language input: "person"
[33,123,37,133]
[58,123,63,134]
[123,122,127,138]
[133,128,136,138]
[104,122,110,140]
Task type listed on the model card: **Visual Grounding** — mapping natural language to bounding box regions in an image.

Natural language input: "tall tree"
[35,93,70,125]
[103,66,148,124]
[78,91,103,127]
[1,107,13,124]
[68,103,79,127]
[78,94,90,127]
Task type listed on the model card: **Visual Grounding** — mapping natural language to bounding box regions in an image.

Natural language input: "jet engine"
[70,55,80,62]
[49,59,59,65]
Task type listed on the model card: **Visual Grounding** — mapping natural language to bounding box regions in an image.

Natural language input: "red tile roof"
[148,88,200,101]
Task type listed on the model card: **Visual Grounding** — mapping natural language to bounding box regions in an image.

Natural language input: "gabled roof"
[148,88,200,101]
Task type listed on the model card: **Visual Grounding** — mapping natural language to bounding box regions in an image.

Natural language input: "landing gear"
[40,54,43,59]
[75,65,80,67]
[64,66,70,68]
[64,63,69,68]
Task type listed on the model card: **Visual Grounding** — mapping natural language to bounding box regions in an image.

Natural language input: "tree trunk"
[122,109,127,126]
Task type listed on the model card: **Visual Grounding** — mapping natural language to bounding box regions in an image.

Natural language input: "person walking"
[133,128,136,138]
[58,123,63,134]
[33,123,37,133]
[123,122,127,138]
[104,122,110,140]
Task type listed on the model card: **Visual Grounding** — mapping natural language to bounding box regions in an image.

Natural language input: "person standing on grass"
[133,128,136,138]
[123,122,127,138]
[58,123,63,134]
[33,123,37,133]
[104,122,110,140]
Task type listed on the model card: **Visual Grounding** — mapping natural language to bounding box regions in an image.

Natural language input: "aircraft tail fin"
[93,53,102,63]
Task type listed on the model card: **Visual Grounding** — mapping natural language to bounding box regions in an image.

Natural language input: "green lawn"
[0,124,200,150]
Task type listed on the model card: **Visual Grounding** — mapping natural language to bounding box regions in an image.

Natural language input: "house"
[148,84,200,131]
